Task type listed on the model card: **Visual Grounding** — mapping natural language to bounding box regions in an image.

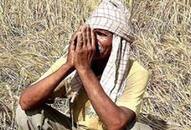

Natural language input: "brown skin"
[19,25,136,130]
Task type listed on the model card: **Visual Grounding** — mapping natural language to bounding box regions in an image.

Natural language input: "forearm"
[77,69,128,130]
[71,25,135,129]
[19,63,74,110]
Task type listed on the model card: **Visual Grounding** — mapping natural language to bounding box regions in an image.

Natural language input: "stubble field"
[0,0,190,129]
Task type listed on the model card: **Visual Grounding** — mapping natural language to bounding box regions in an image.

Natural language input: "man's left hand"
[73,25,96,72]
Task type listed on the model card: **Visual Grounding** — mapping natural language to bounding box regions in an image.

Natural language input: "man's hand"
[66,27,80,68]
[72,25,96,72]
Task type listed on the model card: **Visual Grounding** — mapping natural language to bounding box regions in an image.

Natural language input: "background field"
[0,0,190,129]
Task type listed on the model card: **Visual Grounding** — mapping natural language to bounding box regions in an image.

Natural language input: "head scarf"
[86,0,132,42]
[67,0,132,103]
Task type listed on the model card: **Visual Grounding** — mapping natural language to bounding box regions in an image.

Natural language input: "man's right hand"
[66,26,82,69]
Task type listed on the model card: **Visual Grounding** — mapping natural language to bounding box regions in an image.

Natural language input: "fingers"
[70,38,76,51]
[69,25,83,51]
[82,25,95,49]
[86,25,91,48]
[69,32,77,49]
[76,32,83,50]
[74,24,96,51]
[82,25,87,48]
[91,28,96,49]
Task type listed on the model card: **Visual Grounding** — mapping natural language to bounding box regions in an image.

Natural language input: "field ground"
[0,0,190,129]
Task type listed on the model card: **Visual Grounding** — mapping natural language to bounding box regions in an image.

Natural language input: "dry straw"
[0,0,190,129]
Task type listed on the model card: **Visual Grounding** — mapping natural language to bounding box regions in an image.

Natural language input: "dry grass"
[0,0,190,129]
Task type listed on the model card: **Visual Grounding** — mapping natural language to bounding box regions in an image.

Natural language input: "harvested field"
[0,0,190,129]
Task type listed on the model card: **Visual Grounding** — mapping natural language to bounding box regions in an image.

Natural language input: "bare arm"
[73,25,136,130]
[78,69,136,130]
[19,29,79,110]
[19,63,74,110]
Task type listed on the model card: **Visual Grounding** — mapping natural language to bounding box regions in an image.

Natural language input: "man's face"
[93,29,113,60]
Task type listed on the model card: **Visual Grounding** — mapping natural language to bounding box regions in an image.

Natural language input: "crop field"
[0,0,190,129]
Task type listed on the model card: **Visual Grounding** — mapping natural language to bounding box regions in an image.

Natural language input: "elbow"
[19,94,31,111]
[107,111,136,130]
[107,119,127,130]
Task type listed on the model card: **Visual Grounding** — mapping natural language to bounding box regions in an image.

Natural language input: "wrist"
[62,63,75,73]
[76,66,92,75]
[65,62,74,69]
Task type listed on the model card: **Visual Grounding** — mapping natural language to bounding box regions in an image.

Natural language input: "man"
[16,0,152,130]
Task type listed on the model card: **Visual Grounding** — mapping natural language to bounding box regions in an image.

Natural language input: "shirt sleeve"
[31,55,68,100]
[116,61,151,115]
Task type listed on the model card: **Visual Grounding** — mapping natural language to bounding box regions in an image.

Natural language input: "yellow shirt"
[33,55,151,130]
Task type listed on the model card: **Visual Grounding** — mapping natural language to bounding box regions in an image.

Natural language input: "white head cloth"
[67,0,132,103]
